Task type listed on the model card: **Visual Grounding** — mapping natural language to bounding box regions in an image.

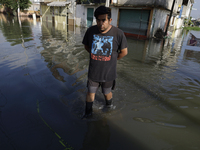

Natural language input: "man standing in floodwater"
[82,6,128,118]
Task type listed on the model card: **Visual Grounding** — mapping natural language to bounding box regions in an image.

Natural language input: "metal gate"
[87,8,94,27]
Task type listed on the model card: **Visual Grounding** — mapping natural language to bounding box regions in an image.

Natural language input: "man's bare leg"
[104,92,112,100]
[86,92,95,102]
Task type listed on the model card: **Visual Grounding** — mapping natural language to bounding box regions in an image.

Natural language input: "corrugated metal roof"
[190,31,200,39]
[47,1,70,6]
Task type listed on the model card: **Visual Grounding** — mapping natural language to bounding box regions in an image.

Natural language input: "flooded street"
[0,14,200,150]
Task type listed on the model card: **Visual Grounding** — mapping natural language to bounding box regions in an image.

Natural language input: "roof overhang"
[47,1,70,7]
[190,32,200,40]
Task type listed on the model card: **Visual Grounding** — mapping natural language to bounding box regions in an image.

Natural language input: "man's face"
[96,14,112,33]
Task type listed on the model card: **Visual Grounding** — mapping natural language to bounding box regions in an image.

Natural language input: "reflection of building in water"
[0,14,34,46]
[184,49,200,63]
[40,22,88,82]
[125,29,185,65]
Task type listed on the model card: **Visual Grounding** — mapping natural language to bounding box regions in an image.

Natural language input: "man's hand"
[84,45,91,53]
[117,48,128,60]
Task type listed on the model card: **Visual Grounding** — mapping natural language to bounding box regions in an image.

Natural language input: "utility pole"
[164,0,176,36]
[17,0,20,18]
[17,0,21,27]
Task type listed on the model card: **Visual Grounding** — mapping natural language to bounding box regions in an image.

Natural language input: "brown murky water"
[0,14,200,150]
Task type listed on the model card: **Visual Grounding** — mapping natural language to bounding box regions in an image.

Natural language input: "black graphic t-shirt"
[82,25,127,82]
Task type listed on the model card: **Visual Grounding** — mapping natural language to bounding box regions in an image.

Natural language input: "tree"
[0,0,32,13]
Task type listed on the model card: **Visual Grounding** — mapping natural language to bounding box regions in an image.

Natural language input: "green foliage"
[0,0,32,11]
[183,26,200,31]
[184,17,194,27]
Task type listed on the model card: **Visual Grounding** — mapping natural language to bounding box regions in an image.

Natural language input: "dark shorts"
[87,79,116,94]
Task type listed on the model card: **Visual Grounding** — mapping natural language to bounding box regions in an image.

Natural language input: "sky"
[190,0,200,18]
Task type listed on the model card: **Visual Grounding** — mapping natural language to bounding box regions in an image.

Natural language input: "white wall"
[150,8,169,37]
[110,7,118,27]
[175,17,184,29]
[76,5,86,27]
[182,0,192,19]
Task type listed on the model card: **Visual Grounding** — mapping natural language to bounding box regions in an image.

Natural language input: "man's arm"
[84,45,91,53]
[117,48,128,60]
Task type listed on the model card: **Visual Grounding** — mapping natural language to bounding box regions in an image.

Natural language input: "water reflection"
[184,49,200,63]
[0,14,33,46]
[40,21,88,84]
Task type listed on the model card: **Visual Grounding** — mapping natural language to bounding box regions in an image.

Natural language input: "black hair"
[94,6,111,20]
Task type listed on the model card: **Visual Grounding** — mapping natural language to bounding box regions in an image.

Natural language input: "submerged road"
[0,14,200,150]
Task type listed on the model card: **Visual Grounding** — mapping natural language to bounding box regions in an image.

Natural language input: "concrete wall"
[40,3,74,26]
[41,4,52,22]
[182,0,192,19]
[76,5,86,27]
[150,8,169,37]
[76,5,97,27]
[175,17,184,29]
[116,0,183,12]
[28,3,40,12]
[68,1,76,26]
[110,7,118,27]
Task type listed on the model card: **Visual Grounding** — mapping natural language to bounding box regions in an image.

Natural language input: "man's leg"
[104,92,113,107]
[86,92,95,102]
[104,92,112,101]
[102,81,114,108]
[83,80,99,118]
[83,92,95,118]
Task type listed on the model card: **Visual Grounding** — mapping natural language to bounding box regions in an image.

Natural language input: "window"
[182,0,189,6]
[59,7,62,14]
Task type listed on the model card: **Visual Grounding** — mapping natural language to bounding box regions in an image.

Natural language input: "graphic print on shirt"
[91,35,113,61]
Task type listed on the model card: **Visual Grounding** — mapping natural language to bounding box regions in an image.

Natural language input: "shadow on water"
[1,13,200,149]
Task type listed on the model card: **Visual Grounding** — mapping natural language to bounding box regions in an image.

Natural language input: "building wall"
[111,7,118,27]
[150,8,169,37]
[41,4,52,22]
[40,2,74,26]
[175,17,184,29]
[76,5,97,27]
[68,1,76,26]
[174,0,193,30]
[182,0,192,19]
[115,0,183,13]
[75,0,190,38]
[76,5,86,27]
[28,3,40,12]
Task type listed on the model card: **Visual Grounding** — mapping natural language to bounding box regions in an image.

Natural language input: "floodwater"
[0,14,200,150]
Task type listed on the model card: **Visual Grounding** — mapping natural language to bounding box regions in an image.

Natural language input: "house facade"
[19,0,40,17]
[76,0,194,38]
[40,0,76,26]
